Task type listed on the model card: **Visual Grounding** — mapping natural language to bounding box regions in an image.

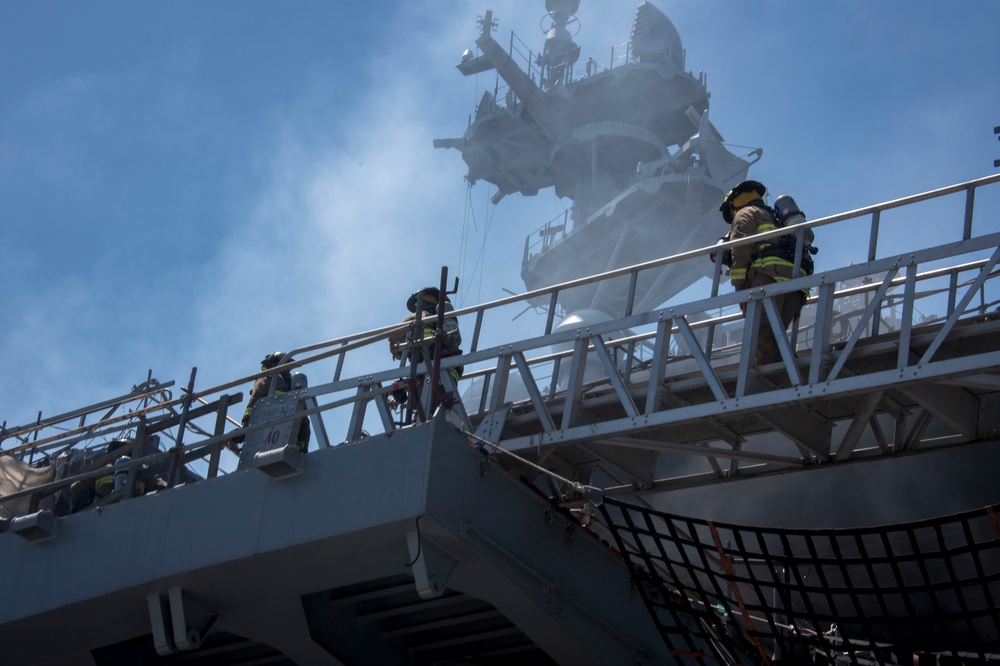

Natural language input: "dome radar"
[545,0,580,20]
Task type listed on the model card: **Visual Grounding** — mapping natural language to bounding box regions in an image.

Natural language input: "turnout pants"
[749,273,805,366]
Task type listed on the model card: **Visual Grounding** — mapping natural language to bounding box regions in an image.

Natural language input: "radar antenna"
[537,0,581,90]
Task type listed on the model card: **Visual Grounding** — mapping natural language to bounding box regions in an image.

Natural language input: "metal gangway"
[3,173,1000,523]
[2,174,1000,665]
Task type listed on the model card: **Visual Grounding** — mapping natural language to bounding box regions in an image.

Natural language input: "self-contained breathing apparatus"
[711,188,818,275]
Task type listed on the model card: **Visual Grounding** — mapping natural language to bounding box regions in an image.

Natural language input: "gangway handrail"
[5,174,997,421]
[456,258,1000,388]
[4,174,1000,518]
[5,176,999,441]
[441,172,1000,346]
[0,381,176,443]
[288,229,1000,456]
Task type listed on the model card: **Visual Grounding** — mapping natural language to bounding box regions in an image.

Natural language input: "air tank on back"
[774,194,804,226]
[774,193,817,258]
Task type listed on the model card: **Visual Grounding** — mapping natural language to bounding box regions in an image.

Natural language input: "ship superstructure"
[2,2,1000,664]
[435,1,758,318]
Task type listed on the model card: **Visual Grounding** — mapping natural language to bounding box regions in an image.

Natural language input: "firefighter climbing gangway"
[3,173,1000,516]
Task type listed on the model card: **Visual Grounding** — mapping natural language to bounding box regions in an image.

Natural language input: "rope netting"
[600,498,1000,664]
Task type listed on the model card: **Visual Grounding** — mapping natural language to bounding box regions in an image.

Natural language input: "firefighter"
[721,180,806,366]
[237,352,310,452]
[69,439,166,512]
[388,287,463,409]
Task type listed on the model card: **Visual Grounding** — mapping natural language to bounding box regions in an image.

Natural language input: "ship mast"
[436,2,762,319]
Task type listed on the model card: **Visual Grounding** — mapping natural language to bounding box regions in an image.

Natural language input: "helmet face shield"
[720,200,735,224]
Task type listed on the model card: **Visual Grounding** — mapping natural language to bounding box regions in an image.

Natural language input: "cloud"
[4,0,997,453]
[0,2,487,433]
[185,9,473,369]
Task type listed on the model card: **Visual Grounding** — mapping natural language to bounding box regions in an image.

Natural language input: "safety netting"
[599,497,1000,665]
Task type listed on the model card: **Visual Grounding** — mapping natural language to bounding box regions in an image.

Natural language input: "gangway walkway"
[2,175,1000,664]
[3,173,1000,516]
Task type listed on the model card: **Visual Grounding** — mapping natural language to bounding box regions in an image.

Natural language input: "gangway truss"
[3,173,1000,517]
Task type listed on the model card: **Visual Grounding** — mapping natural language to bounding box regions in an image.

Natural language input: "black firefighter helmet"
[719,179,767,224]
[260,351,292,370]
[406,287,449,313]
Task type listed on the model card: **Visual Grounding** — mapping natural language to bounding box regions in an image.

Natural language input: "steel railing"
[2,174,1000,517]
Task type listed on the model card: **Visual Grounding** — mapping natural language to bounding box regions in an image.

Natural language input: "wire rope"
[462,427,602,499]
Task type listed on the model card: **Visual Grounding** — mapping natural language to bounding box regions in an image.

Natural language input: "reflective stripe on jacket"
[729,202,799,289]
[95,471,145,498]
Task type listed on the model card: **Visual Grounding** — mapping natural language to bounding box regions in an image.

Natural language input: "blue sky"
[1,1,998,435]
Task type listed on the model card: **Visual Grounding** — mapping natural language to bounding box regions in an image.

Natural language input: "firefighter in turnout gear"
[721,180,807,366]
[69,439,167,512]
[237,352,311,452]
[388,287,463,412]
